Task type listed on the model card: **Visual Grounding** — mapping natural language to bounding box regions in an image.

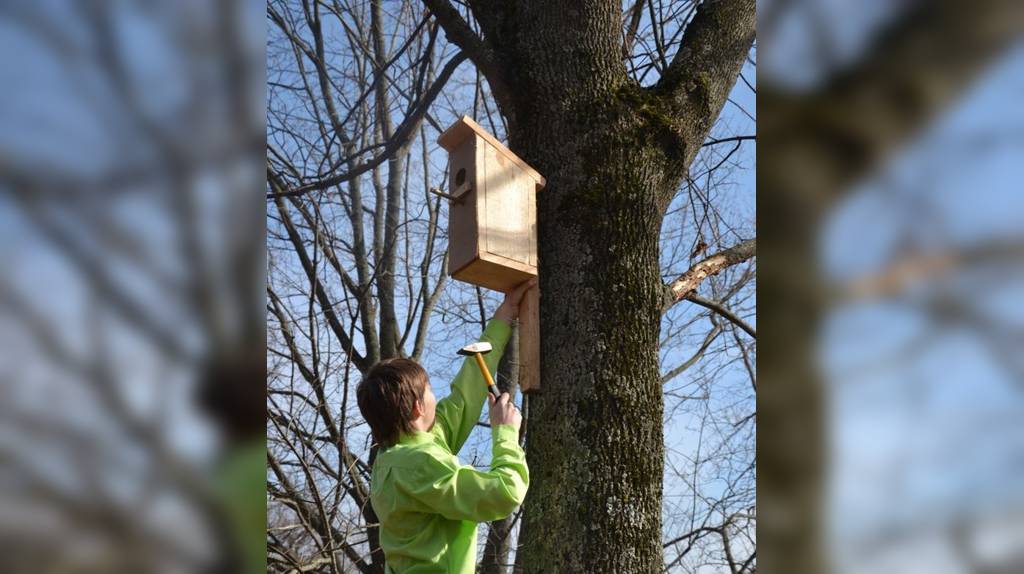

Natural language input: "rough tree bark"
[423,0,755,571]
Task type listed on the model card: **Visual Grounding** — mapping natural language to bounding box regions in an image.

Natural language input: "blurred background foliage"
[0,1,264,572]
[759,0,1024,572]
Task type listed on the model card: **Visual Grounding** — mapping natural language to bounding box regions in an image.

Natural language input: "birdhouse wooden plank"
[437,116,545,393]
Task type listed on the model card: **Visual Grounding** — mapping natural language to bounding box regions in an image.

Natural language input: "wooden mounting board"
[519,286,541,394]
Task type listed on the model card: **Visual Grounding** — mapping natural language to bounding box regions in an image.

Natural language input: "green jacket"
[370,318,529,573]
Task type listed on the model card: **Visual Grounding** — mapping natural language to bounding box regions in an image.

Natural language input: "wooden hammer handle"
[472,352,500,397]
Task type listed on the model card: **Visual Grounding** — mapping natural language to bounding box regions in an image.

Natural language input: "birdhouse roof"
[437,115,546,186]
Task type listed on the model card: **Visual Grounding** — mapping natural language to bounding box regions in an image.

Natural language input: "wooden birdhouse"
[437,116,545,393]
[437,116,545,291]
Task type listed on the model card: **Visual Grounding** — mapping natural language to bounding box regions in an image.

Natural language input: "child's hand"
[493,278,537,323]
[488,392,522,431]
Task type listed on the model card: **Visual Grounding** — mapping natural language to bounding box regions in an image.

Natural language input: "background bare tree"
[267,0,755,572]
[0,1,265,572]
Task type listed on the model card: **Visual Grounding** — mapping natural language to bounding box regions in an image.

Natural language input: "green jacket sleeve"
[399,425,528,523]
[431,318,512,454]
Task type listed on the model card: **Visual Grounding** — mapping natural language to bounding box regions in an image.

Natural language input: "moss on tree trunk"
[510,110,671,572]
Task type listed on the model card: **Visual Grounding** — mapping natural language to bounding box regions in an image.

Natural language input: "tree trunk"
[506,13,673,563]
[513,127,668,573]
[486,2,749,571]
[757,168,828,574]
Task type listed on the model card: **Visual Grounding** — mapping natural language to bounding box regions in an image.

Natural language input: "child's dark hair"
[356,358,429,448]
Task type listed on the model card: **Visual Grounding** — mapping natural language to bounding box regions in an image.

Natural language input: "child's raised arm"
[431,279,536,453]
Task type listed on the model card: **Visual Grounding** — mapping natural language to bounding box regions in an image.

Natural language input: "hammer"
[457,342,501,399]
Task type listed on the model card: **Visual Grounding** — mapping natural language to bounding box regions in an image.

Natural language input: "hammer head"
[457,341,492,356]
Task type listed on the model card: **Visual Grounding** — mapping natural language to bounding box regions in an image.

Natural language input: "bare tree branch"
[420,0,512,110]
[663,239,756,310]
[686,293,756,339]
[762,0,1024,196]
[266,50,468,198]
[652,0,755,185]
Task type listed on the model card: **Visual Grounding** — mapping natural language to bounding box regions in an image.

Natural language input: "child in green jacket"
[357,279,535,573]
